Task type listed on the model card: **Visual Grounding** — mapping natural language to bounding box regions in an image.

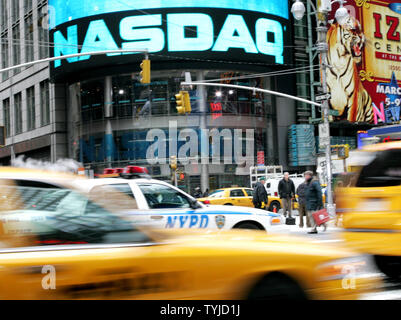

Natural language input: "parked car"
[198,187,282,212]
[75,179,285,231]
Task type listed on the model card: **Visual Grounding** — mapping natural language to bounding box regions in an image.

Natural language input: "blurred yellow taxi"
[0,167,380,299]
[336,141,401,279]
[198,188,282,212]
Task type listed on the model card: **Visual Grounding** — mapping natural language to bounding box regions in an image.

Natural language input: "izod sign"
[326,0,401,125]
[49,0,292,81]
[366,4,401,78]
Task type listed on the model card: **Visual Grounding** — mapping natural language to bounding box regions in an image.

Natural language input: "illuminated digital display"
[49,0,289,28]
[49,1,291,81]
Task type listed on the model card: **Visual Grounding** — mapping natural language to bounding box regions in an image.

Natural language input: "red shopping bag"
[312,208,330,226]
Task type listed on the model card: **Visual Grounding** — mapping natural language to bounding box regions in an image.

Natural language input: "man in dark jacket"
[304,171,325,234]
[252,177,268,209]
[296,175,311,228]
[278,172,295,218]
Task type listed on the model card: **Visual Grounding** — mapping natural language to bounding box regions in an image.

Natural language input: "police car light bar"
[119,166,151,179]
[97,166,151,179]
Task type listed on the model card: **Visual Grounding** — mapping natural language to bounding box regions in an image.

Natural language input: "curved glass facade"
[68,70,278,193]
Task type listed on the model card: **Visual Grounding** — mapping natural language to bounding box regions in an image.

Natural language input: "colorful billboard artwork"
[326,14,373,123]
[326,0,401,125]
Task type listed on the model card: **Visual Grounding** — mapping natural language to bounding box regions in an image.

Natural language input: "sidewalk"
[271,209,344,241]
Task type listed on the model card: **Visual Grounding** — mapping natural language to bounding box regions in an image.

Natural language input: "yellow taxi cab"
[198,188,282,212]
[0,167,380,299]
[336,141,401,279]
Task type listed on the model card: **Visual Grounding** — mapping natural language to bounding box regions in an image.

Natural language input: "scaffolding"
[250,166,305,188]
[250,166,283,188]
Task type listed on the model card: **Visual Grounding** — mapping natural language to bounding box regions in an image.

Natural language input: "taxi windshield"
[356,149,401,187]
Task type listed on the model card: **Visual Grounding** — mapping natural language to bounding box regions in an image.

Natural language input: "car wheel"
[374,255,401,280]
[233,222,263,230]
[269,201,281,212]
[247,273,307,300]
[224,203,233,206]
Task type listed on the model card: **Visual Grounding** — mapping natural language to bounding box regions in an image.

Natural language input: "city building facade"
[0,0,303,193]
[0,0,67,163]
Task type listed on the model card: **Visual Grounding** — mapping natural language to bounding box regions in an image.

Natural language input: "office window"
[38,6,49,59]
[11,0,19,22]
[0,0,8,30]
[12,24,21,74]
[1,39,9,81]
[27,86,35,131]
[24,0,32,13]
[2,98,10,137]
[14,93,22,134]
[40,80,50,125]
[24,14,34,62]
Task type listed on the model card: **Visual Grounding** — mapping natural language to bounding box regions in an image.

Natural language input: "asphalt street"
[272,210,401,300]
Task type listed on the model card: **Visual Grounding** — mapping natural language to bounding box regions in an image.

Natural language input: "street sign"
[309,117,322,124]
[315,93,331,102]
[319,122,330,147]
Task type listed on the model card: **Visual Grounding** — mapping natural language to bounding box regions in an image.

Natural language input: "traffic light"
[140,59,151,84]
[170,155,177,170]
[183,91,191,114]
[175,91,191,114]
[331,144,349,159]
[337,144,349,159]
[175,91,185,114]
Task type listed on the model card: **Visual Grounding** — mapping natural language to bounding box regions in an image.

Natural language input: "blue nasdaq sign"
[49,0,289,27]
[49,0,291,81]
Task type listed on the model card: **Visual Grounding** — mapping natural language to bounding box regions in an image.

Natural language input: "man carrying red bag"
[304,171,327,234]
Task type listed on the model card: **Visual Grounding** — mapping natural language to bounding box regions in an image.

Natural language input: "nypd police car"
[75,177,285,232]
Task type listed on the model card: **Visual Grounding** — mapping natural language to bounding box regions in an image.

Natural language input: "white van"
[265,176,305,197]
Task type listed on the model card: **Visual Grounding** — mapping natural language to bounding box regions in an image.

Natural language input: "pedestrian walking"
[252,177,268,209]
[278,172,295,218]
[304,171,325,234]
[296,175,311,228]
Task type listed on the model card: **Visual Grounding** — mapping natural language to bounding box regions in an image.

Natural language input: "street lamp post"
[291,0,349,217]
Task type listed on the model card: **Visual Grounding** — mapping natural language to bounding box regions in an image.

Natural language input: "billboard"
[327,0,401,124]
[49,0,291,81]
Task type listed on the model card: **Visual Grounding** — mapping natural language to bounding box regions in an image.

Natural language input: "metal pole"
[10,137,15,162]
[181,82,322,107]
[197,71,209,194]
[104,75,113,168]
[0,49,148,74]
[306,0,316,119]
[317,10,335,216]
